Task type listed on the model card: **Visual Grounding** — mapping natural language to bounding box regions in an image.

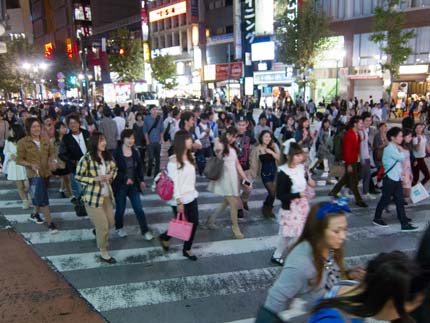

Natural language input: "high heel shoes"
[183,250,198,261]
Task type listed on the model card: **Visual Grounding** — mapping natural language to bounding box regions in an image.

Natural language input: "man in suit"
[59,113,89,201]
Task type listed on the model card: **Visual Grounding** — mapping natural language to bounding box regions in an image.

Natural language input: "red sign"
[44,42,54,59]
[215,62,243,80]
[66,38,73,60]
[149,1,186,22]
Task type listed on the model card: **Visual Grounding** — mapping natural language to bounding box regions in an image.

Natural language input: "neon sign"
[149,1,187,23]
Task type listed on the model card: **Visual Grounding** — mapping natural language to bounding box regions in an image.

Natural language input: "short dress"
[208,148,240,197]
[4,140,27,181]
[401,148,413,189]
[259,153,277,183]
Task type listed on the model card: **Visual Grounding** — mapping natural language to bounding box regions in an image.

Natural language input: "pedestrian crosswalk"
[0,175,426,323]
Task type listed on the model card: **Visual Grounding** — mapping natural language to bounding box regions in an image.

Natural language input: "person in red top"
[329,116,368,207]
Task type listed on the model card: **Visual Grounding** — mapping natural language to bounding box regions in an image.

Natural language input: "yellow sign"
[143,42,150,62]
[149,1,187,23]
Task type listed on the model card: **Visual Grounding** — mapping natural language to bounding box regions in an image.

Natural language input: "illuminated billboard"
[149,1,187,23]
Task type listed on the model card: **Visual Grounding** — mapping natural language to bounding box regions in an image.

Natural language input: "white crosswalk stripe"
[0,174,424,323]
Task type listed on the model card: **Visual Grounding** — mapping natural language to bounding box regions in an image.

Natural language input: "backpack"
[333,130,345,162]
[163,120,172,142]
[155,169,174,201]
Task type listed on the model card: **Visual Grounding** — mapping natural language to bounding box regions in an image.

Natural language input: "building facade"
[5,0,33,43]
[316,0,430,102]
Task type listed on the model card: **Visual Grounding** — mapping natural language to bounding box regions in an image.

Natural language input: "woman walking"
[112,129,153,240]
[314,118,333,178]
[16,118,57,232]
[294,117,314,153]
[309,251,428,323]
[412,123,430,186]
[159,130,199,261]
[51,122,72,198]
[75,132,118,263]
[270,140,314,266]
[4,124,31,209]
[257,201,364,322]
[207,126,251,239]
[401,128,414,204]
[250,130,280,218]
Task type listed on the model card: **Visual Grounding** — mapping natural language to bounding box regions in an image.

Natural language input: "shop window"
[173,32,180,46]
[181,31,188,51]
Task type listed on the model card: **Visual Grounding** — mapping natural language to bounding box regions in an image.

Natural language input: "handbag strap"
[383,160,398,177]
[176,212,185,221]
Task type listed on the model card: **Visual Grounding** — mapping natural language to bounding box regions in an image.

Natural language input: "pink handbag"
[156,170,174,201]
[167,212,193,241]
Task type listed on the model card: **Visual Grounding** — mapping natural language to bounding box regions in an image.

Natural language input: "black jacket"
[59,129,90,172]
[276,171,301,210]
[112,147,144,192]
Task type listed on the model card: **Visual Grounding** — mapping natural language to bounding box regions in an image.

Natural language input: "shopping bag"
[74,198,87,217]
[331,162,345,178]
[167,212,193,241]
[410,183,429,204]
[203,156,224,180]
[29,176,49,207]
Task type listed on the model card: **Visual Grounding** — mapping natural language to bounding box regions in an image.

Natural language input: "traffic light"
[119,48,125,55]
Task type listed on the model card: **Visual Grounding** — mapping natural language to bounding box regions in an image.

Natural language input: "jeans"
[374,177,408,227]
[330,162,364,203]
[114,184,149,234]
[160,199,199,251]
[360,158,371,195]
[147,142,161,176]
[70,172,82,198]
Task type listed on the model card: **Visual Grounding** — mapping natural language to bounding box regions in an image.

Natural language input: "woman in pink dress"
[401,128,413,203]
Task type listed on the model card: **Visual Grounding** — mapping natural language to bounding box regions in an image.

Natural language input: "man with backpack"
[144,106,164,177]
[329,116,368,208]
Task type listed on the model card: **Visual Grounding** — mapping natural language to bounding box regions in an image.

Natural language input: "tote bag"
[410,183,429,204]
[167,212,193,241]
[203,156,224,180]
[30,175,49,207]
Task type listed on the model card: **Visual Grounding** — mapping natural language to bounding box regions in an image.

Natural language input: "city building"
[5,0,33,43]
[316,0,430,102]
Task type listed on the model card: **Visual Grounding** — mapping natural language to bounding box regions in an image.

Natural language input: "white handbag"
[410,183,429,204]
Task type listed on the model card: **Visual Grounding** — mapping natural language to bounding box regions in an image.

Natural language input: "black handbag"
[74,198,88,217]
[203,155,224,180]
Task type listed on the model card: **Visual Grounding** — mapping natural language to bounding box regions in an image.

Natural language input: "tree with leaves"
[150,54,177,90]
[276,0,331,91]
[0,38,39,97]
[370,0,415,95]
[107,28,145,82]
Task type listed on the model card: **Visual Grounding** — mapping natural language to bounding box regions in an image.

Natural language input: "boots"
[262,204,275,218]
[230,211,244,239]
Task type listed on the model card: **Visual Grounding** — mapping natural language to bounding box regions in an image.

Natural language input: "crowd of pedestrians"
[1,93,430,321]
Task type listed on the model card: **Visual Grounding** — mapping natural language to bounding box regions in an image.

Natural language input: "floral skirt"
[278,198,310,238]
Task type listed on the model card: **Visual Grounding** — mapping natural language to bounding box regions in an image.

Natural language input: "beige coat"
[16,136,55,178]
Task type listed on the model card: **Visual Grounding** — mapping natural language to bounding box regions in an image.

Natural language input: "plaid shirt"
[75,153,118,208]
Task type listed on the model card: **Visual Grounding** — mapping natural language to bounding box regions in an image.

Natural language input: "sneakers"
[48,222,59,234]
[143,231,154,241]
[30,213,44,224]
[401,224,418,231]
[22,200,31,210]
[363,193,376,201]
[321,172,329,178]
[373,219,388,227]
[116,228,128,238]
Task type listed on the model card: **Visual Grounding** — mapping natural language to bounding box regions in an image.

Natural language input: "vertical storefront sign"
[255,0,273,36]
[234,0,242,60]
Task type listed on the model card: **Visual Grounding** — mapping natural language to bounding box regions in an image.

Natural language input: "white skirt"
[6,161,27,181]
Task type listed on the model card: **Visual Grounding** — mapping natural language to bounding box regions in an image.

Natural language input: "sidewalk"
[0,227,105,323]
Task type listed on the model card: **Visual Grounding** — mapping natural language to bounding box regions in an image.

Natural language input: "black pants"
[330,162,363,203]
[147,142,161,177]
[160,199,199,251]
[413,157,430,186]
[374,177,408,227]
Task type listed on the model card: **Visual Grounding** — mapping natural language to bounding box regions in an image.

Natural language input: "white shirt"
[413,135,427,158]
[113,117,126,140]
[100,160,109,197]
[279,164,306,194]
[72,132,87,154]
[167,158,198,205]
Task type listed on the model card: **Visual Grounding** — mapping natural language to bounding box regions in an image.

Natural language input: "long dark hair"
[54,122,66,144]
[174,130,195,169]
[220,126,238,156]
[258,130,274,147]
[314,251,428,323]
[8,124,26,143]
[87,131,112,164]
[289,202,346,287]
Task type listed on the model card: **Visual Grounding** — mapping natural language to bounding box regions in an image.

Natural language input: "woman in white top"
[207,127,251,239]
[412,123,430,186]
[4,124,31,209]
[160,130,200,261]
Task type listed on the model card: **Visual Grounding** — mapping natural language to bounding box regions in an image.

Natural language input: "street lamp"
[335,50,346,98]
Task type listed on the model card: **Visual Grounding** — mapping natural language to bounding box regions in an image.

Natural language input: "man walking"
[144,106,164,177]
[329,116,368,208]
